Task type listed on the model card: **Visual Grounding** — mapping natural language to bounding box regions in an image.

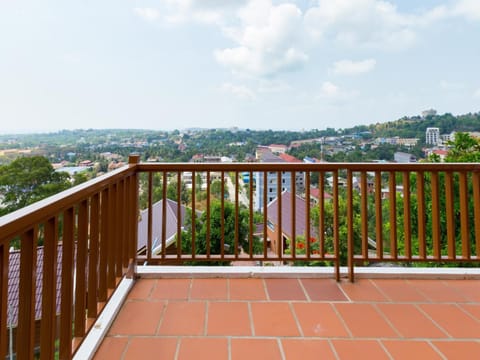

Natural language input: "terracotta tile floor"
[93,278,480,359]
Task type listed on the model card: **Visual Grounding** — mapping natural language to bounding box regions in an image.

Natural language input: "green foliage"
[446,132,480,162]
[0,156,71,215]
[180,200,261,264]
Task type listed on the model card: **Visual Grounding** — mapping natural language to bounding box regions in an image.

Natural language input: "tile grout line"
[262,278,271,301]
[204,301,210,336]
[119,336,132,360]
[297,279,311,302]
[247,302,255,337]
[187,278,193,300]
[173,337,181,360]
[456,303,480,324]
[288,302,304,337]
[377,339,394,360]
[227,278,231,301]
[227,337,232,360]
[427,340,448,360]
[330,303,353,338]
[369,279,394,302]
[372,303,403,338]
[276,338,286,360]
[327,339,341,360]
[155,300,169,335]
[336,281,352,302]
[414,303,452,338]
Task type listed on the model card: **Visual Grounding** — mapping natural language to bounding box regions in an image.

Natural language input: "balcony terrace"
[1,155,479,359]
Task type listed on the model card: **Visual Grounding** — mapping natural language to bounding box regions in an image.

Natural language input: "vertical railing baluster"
[88,193,99,320]
[107,184,116,289]
[389,171,397,259]
[333,170,340,281]
[192,171,196,259]
[219,171,224,258]
[162,171,168,259]
[319,171,325,257]
[74,200,88,340]
[0,243,8,360]
[347,170,354,282]
[99,188,109,302]
[445,172,455,259]
[360,172,368,259]
[234,171,239,259]
[431,172,441,259]
[147,173,153,263]
[249,171,254,259]
[115,181,123,273]
[206,171,211,259]
[459,171,470,259]
[17,227,38,360]
[60,208,75,360]
[417,171,426,259]
[375,171,383,259]
[291,171,296,259]
[177,171,182,259]
[402,172,412,259]
[473,172,480,258]
[305,171,311,258]
[41,217,58,360]
[277,172,282,258]
[263,171,268,258]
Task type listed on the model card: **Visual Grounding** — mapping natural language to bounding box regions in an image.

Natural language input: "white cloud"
[453,0,480,21]
[214,0,308,77]
[440,80,464,91]
[474,88,480,98]
[317,81,356,103]
[304,0,418,50]
[221,82,256,100]
[331,59,376,75]
[134,8,160,21]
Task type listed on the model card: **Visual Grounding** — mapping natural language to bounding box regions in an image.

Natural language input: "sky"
[0,0,479,134]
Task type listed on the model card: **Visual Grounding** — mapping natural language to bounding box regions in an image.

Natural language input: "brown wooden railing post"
[0,243,9,360]
[347,170,354,282]
[40,217,58,360]
[17,228,38,360]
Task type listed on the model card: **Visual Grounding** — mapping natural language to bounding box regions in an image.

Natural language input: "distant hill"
[342,112,480,141]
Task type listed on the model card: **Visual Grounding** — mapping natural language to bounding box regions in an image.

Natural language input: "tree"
[446,132,480,162]
[180,200,261,264]
[0,156,71,215]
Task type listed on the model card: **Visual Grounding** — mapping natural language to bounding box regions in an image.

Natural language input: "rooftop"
[93,274,480,360]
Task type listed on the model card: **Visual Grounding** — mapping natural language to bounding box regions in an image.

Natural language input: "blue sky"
[0,0,479,133]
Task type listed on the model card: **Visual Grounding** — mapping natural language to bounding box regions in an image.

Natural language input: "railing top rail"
[0,163,138,241]
[137,162,480,172]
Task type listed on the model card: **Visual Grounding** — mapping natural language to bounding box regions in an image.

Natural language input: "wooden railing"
[1,155,479,358]
[0,156,139,360]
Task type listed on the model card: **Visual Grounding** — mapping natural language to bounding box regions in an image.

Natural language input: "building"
[426,127,440,145]
[254,150,292,212]
[266,191,314,255]
[137,199,189,256]
[278,153,305,192]
[268,144,288,154]
[394,152,417,163]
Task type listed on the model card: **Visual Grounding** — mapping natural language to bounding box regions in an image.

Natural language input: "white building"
[254,150,292,212]
[426,127,440,145]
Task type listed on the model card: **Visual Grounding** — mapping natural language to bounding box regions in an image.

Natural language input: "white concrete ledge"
[73,277,134,360]
[136,265,480,280]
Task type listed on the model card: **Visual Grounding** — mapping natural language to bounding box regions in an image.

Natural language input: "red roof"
[278,153,302,163]
[310,187,333,200]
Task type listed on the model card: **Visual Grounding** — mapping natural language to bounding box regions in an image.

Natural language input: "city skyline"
[1,0,479,134]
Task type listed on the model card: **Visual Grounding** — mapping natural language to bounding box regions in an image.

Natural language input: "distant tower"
[425,127,440,145]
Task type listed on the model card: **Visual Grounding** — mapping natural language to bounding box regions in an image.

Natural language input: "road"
[225,175,249,207]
